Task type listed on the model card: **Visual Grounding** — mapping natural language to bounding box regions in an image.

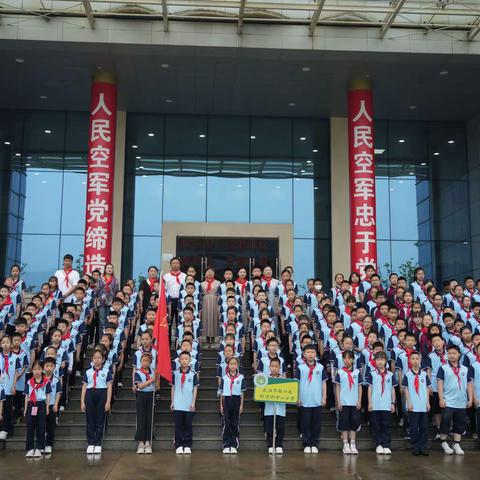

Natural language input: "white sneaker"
[176,446,184,454]
[76,371,82,378]
[343,443,351,454]
[25,450,35,458]
[86,445,95,454]
[311,446,318,454]
[398,418,404,427]
[275,447,283,454]
[303,446,311,453]
[453,443,464,455]
[376,445,384,454]
[435,433,441,440]
[94,446,102,454]
[33,449,42,458]
[441,442,453,455]
[137,444,145,454]
[268,447,274,454]
[383,448,392,455]
[223,447,231,454]
[118,382,124,388]
[183,447,192,454]
[44,446,52,454]
[350,444,359,455]
[0,431,7,440]
[230,447,237,454]
[59,406,65,412]
[144,445,152,454]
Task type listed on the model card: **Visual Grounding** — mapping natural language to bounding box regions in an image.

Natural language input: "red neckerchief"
[342,367,355,390]
[29,375,49,405]
[404,305,412,319]
[449,362,462,388]
[434,348,447,365]
[147,278,157,293]
[462,342,473,352]
[421,327,428,335]
[376,368,387,395]
[307,362,316,383]
[463,309,471,319]
[363,334,369,349]
[412,369,421,395]
[262,275,272,289]
[383,321,396,336]
[260,335,267,347]
[226,371,240,395]
[433,307,442,322]
[62,330,71,341]
[206,278,215,293]
[180,368,188,388]
[453,297,462,307]
[350,283,359,297]
[103,274,114,293]
[235,278,247,295]
[285,300,293,311]
[170,271,182,285]
[1,353,9,377]
[139,367,151,381]
[369,352,376,370]
[353,319,363,328]
[345,306,352,315]
[63,268,73,288]
[475,353,480,363]
[1,295,12,307]
[329,329,337,341]
[403,347,415,369]
[92,367,102,388]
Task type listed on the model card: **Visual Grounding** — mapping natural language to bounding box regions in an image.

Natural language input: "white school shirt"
[163,272,187,300]
[54,268,80,303]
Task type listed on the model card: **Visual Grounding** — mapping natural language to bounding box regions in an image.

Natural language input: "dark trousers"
[370,410,391,448]
[222,396,241,448]
[0,394,14,435]
[46,409,57,447]
[174,410,194,448]
[170,299,179,342]
[300,406,322,447]
[135,391,154,442]
[408,411,428,453]
[265,415,285,448]
[85,389,107,446]
[25,402,47,451]
[13,390,24,420]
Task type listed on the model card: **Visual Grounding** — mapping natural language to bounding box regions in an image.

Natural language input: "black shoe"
[420,451,429,456]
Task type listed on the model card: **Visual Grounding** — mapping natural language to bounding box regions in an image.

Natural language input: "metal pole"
[272,404,276,455]
[150,385,156,446]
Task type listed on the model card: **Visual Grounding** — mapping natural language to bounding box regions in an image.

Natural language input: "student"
[334,350,362,454]
[80,349,113,454]
[0,335,20,439]
[264,357,286,454]
[220,357,245,454]
[401,351,431,456]
[366,351,397,455]
[437,344,473,455]
[170,351,199,454]
[43,357,62,454]
[295,345,327,453]
[471,343,480,441]
[134,352,155,454]
[24,360,51,457]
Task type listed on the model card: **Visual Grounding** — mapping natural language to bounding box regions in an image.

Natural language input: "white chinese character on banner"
[354,231,376,254]
[84,253,107,273]
[87,172,110,195]
[354,204,376,227]
[87,198,109,223]
[85,225,108,250]
[352,100,373,123]
[91,93,112,117]
[90,145,110,168]
[353,178,375,200]
[91,119,111,142]
[353,152,374,174]
[353,125,373,149]
[355,257,377,278]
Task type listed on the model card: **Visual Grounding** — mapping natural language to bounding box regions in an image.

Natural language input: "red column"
[83,72,117,274]
[348,79,377,277]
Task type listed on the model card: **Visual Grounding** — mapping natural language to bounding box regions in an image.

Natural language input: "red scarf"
[262,275,272,289]
[63,268,73,288]
[404,347,415,369]
[180,368,188,388]
[1,353,9,377]
[307,363,316,383]
[450,363,462,388]
[433,307,442,322]
[62,330,71,341]
[236,278,247,296]
[29,375,49,405]
[383,321,397,336]
[92,367,102,388]
[139,368,151,381]
[103,274,114,293]
[412,370,421,395]
[350,283,359,297]
[147,278,157,293]
[226,371,240,395]
[463,309,471,319]
[369,351,376,370]
[170,271,182,285]
[363,335,369,349]
[377,369,387,395]
[475,353,480,364]
[284,300,293,312]
[342,367,355,390]
[206,278,215,293]
[1,295,12,307]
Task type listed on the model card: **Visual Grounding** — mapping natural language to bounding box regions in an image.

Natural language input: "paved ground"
[0,451,479,479]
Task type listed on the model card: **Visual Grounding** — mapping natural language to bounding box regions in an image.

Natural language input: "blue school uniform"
[334,368,362,406]
[135,347,157,370]
[134,368,155,393]
[257,355,286,375]
[365,369,397,411]
[0,353,21,395]
[46,375,62,406]
[401,370,431,412]
[82,365,113,389]
[220,373,246,397]
[436,363,472,408]
[24,376,52,403]
[295,362,328,407]
[171,368,199,412]
[11,349,29,392]
[422,350,447,393]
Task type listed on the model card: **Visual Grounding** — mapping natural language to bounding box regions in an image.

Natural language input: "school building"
[1,0,480,291]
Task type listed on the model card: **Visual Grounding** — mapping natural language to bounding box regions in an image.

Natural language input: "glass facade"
[374,120,472,284]
[121,114,332,289]
[0,111,89,290]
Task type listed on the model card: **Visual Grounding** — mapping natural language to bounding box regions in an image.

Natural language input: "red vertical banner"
[83,72,117,274]
[348,80,377,278]
[153,279,172,383]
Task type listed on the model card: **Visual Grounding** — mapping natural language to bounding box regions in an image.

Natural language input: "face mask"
[314,284,322,291]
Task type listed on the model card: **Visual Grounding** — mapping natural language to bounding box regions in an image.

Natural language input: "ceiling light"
[40,95,47,100]
[448,139,454,144]
[398,139,405,143]
[15,153,21,157]
[148,133,155,137]
[374,148,385,154]
[250,135,256,140]
[409,105,416,110]
[306,160,312,164]
[25,163,31,167]
[15,58,24,64]
[440,70,448,75]
[136,156,141,160]
[199,134,206,138]
[421,162,426,166]
[312,149,318,153]
[300,169,306,173]
[409,172,414,175]
[288,102,296,107]
[314,186,319,190]
[433,152,440,156]
[165,99,173,103]
[300,137,306,141]
[139,166,144,170]
[44,130,52,134]
[4,141,10,145]
[161,64,169,68]
[132,145,138,149]
[301,67,311,72]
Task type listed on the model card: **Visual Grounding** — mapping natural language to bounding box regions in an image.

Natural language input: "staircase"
[2,346,478,451]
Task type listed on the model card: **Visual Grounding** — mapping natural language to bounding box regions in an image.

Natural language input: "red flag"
[153,278,172,383]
